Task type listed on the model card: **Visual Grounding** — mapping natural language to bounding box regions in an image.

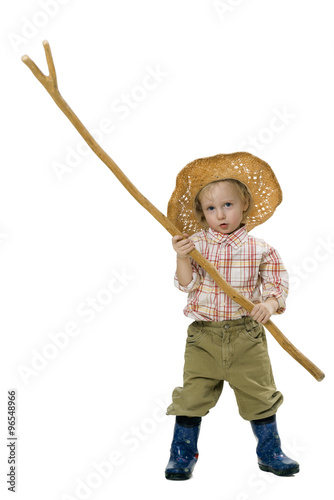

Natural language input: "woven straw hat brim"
[167,152,282,235]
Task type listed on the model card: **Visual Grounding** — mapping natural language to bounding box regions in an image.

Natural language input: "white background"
[1,1,333,499]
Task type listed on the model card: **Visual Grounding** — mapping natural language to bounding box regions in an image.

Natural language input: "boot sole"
[165,472,192,481]
[259,464,300,476]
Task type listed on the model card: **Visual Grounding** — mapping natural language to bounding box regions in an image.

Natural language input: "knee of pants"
[233,388,284,421]
[168,380,224,416]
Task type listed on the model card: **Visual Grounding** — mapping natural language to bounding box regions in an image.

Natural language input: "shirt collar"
[207,224,248,248]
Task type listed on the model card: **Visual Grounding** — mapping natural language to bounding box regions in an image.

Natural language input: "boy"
[165,152,299,480]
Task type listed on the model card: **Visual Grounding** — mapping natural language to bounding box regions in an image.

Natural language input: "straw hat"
[167,152,282,235]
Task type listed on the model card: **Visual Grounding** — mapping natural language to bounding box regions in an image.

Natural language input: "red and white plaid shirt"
[175,225,288,321]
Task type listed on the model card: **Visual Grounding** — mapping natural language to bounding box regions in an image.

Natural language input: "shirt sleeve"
[259,246,289,314]
[174,257,203,293]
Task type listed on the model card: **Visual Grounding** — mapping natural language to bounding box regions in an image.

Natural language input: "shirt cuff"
[264,293,286,314]
[174,271,201,293]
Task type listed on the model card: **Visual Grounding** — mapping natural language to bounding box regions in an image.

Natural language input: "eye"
[225,203,232,208]
[206,206,215,211]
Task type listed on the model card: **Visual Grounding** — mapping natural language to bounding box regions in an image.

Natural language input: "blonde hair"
[194,178,254,227]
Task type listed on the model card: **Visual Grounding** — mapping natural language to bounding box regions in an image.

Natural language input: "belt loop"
[244,316,253,331]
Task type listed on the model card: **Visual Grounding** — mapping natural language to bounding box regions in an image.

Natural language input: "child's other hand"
[250,298,278,324]
[172,234,195,259]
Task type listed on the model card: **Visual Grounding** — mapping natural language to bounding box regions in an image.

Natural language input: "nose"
[217,208,225,220]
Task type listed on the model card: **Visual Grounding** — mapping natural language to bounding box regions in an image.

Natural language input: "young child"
[165,152,299,480]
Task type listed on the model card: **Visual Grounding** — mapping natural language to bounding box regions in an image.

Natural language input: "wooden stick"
[21,41,325,382]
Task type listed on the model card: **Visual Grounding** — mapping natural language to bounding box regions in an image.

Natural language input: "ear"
[243,199,249,212]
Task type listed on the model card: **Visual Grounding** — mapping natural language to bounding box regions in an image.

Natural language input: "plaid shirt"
[175,225,288,321]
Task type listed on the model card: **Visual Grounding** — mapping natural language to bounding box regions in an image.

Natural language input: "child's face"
[199,181,248,234]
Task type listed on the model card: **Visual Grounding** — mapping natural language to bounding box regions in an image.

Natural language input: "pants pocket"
[242,321,265,343]
[186,322,207,346]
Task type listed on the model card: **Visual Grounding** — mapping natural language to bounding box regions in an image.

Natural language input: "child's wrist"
[177,254,190,261]
[265,297,279,312]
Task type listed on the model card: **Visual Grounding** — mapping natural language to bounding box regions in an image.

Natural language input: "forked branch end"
[21,40,59,96]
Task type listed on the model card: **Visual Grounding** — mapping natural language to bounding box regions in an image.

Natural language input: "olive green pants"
[167,317,283,421]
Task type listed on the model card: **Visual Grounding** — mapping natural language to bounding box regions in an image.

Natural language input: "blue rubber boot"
[165,419,201,480]
[251,416,300,476]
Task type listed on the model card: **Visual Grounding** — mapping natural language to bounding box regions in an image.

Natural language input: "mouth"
[219,223,228,228]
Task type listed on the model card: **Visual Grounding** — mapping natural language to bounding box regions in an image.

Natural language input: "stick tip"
[21,55,30,63]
